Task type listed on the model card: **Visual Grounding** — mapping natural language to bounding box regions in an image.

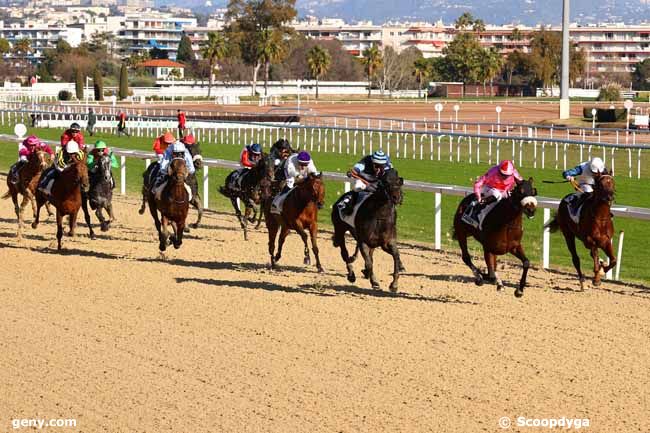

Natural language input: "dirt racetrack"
[1,189,649,432]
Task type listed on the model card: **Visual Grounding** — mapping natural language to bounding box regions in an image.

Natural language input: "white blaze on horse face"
[192,154,203,162]
[520,196,538,208]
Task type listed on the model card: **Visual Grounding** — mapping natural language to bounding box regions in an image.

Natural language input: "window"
[605,32,614,39]
[364,32,371,37]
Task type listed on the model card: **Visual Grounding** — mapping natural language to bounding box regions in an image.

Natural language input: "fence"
[1,132,649,283]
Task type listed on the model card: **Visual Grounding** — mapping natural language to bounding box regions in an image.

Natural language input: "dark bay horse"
[265,173,325,272]
[32,155,90,250]
[453,178,538,297]
[2,149,52,239]
[140,144,203,230]
[219,155,271,240]
[331,169,405,292]
[146,158,190,253]
[546,174,616,289]
[82,153,115,239]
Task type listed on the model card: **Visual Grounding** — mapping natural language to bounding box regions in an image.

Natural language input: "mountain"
[158,0,650,26]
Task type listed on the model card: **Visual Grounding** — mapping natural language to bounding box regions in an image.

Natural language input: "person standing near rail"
[177,109,187,137]
[87,108,96,137]
[116,110,130,137]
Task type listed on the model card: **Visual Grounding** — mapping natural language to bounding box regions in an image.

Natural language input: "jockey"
[153,132,176,161]
[61,122,85,157]
[240,143,262,168]
[270,139,294,167]
[341,150,392,215]
[87,140,118,188]
[462,160,523,227]
[39,140,83,195]
[152,140,195,200]
[563,157,606,194]
[10,135,54,185]
[180,134,196,148]
[284,151,317,191]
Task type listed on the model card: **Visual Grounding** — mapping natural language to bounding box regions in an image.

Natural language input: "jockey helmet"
[297,151,311,165]
[499,160,515,176]
[249,143,262,155]
[23,135,40,147]
[182,134,195,145]
[371,150,388,165]
[70,122,81,131]
[163,132,176,144]
[94,140,107,150]
[172,141,186,153]
[590,157,605,174]
[66,140,80,154]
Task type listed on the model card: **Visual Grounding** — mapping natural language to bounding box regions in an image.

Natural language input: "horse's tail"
[218,186,229,197]
[545,215,560,233]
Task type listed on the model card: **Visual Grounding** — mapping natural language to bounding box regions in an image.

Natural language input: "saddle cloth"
[271,187,295,215]
[153,179,193,202]
[336,192,372,229]
[37,167,57,197]
[461,199,499,230]
[563,193,584,225]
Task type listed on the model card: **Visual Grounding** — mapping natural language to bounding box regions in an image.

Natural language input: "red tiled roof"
[138,59,185,68]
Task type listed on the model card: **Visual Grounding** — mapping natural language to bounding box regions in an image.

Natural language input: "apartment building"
[571,26,650,73]
[118,14,197,60]
[292,18,382,57]
[0,25,82,58]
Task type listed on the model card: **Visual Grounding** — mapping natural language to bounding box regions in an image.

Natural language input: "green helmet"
[94,140,107,150]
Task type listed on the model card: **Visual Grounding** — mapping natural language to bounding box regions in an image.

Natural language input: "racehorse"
[331,169,405,292]
[546,174,616,289]
[453,178,538,298]
[146,157,189,253]
[265,173,325,272]
[82,153,115,239]
[32,154,90,250]
[139,144,203,230]
[219,155,271,240]
[2,148,52,239]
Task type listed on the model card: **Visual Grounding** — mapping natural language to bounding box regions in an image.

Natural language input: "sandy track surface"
[1,191,649,433]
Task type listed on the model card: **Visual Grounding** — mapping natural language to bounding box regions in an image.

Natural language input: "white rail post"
[615,230,624,280]
[434,191,441,251]
[145,158,151,168]
[543,207,551,269]
[203,165,209,209]
[120,155,126,196]
[344,181,351,193]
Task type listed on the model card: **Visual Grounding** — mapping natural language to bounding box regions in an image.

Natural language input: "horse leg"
[45,202,53,217]
[191,195,202,229]
[138,184,147,215]
[511,244,530,298]
[255,202,265,229]
[107,202,116,222]
[18,194,31,234]
[600,239,617,277]
[334,227,355,282]
[242,205,251,241]
[81,195,96,240]
[32,195,44,229]
[457,229,483,285]
[159,215,169,252]
[359,243,380,290]
[483,251,503,290]
[68,211,78,238]
[294,222,311,266]
[173,220,184,249]
[267,218,279,269]
[383,241,402,293]
[563,231,585,290]
[230,197,245,228]
[11,191,22,238]
[56,211,64,250]
[308,223,323,273]
[591,246,604,287]
[274,224,290,264]
[96,207,109,232]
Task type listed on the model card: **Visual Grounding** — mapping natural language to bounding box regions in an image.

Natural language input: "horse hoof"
[362,269,370,279]
[317,266,324,273]
[138,208,145,215]
[173,241,182,250]
[593,280,601,288]
[191,223,199,229]
[31,222,38,229]
[398,265,406,272]
[90,233,97,240]
[474,275,484,286]
[514,289,524,298]
[159,252,167,261]
[100,223,109,232]
[371,282,381,291]
[347,273,356,283]
[389,283,398,293]
[183,227,190,233]
[304,257,311,266]
[496,285,505,292]
[273,254,281,263]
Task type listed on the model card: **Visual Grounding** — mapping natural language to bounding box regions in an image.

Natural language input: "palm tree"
[361,44,382,98]
[258,29,286,97]
[412,58,430,98]
[306,45,331,99]
[480,48,504,95]
[200,31,228,98]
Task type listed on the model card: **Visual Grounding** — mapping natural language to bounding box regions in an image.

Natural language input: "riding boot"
[343,191,358,216]
[9,162,24,185]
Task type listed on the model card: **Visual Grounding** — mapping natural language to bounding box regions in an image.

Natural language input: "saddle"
[271,187,294,215]
[563,192,588,224]
[336,191,372,229]
[461,196,499,230]
[37,167,58,197]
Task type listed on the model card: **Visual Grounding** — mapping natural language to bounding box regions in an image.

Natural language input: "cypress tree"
[75,69,84,100]
[119,64,129,100]
[176,34,195,63]
[93,68,104,101]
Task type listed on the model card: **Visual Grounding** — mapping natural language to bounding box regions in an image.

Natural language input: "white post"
[203,165,209,209]
[543,207,551,269]
[615,230,624,281]
[120,155,126,196]
[145,158,151,168]
[434,192,441,251]
[344,181,351,193]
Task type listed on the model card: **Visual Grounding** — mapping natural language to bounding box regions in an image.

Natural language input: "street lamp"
[559,0,571,119]
[85,76,93,105]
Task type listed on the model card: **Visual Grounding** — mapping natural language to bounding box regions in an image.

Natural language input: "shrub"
[597,83,622,102]
[583,107,594,119]
[595,108,627,122]
[58,90,72,101]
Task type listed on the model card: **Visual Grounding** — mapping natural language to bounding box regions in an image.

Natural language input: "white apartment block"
[292,18,382,57]
[0,25,82,58]
[118,14,197,60]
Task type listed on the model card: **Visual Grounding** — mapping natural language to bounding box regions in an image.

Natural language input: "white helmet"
[66,140,80,154]
[172,141,186,153]
[590,157,605,174]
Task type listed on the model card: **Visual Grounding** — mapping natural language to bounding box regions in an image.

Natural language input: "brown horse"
[32,155,90,250]
[546,174,616,289]
[2,149,52,239]
[453,178,538,297]
[147,158,190,253]
[265,173,325,272]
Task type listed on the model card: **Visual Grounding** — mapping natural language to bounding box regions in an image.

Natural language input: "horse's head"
[70,153,90,193]
[306,172,325,209]
[189,144,203,170]
[98,153,112,183]
[594,173,615,204]
[380,169,404,205]
[512,177,538,219]
[169,157,188,184]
